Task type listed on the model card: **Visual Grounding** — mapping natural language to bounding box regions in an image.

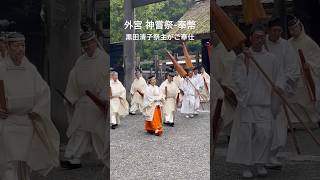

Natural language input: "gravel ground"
[31,145,106,180]
[212,128,320,180]
[110,104,210,180]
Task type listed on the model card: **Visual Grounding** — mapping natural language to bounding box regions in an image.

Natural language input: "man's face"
[193,70,198,75]
[168,75,173,82]
[82,39,97,56]
[112,74,118,81]
[288,24,302,38]
[250,31,266,50]
[135,72,141,78]
[268,26,282,42]
[8,41,25,61]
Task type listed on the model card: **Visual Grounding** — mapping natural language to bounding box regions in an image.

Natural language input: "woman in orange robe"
[142,75,164,136]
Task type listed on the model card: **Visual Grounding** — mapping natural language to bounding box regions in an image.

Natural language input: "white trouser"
[165,112,174,123]
[129,103,142,113]
[65,130,104,162]
[2,161,31,180]
[110,113,120,125]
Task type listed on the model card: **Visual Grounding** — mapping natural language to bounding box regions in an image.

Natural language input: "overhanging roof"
[166,0,210,39]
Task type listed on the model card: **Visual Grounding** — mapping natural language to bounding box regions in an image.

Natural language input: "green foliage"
[110,0,202,62]
[110,0,124,42]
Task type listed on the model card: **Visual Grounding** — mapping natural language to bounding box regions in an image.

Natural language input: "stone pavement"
[110,104,210,180]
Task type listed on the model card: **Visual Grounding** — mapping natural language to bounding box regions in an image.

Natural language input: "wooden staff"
[165,86,168,100]
[241,0,267,24]
[298,49,316,102]
[283,104,301,154]
[0,80,7,111]
[212,98,224,160]
[166,50,187,77]
[176,92,180,107]
[203,77,209,93]
[247,54,320,145]
[182,42,193,68]
[55,88,73,107]
[211,1,320,147]
[219,84,238,108]
[137,89,144,97]
[85,90,106,113]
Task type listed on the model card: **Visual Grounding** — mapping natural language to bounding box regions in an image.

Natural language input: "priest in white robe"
[143,75,164,136]
[0,32,59,180]
[173,73,184,89]
[226,24,285,178]
[129,70,147,115]
[173,72,184,107]
[200,66,210,102]
[110,71,129,129]
[160,72,179,126]
[181,69,199,118]
[210,32,237,139]
[287,15,320,126]
[62,31,107,169]
[193,67,204,114]
[265,17,300,168]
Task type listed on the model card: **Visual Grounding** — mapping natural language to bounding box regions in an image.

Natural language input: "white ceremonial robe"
[64,48,107,161]
[173,75,184,89]
[142,85,164,121]
[226,48,283,165]
[0,57,60,179]
[181,77,198,114]
[266,37,300,150]
[210,42,237,135]
[289,30,320,123]
[129,77,147,113]
[173,75,184,106]
[201,71,210,102]
[211,76,225,116]
[160,80,179,123]
[194,73,204,110]
[110,79,129,124]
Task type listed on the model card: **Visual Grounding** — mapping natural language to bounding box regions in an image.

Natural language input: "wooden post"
[45,0,81,140]
[136,53,141,69]
[124,0,136,101]
[196,51,200,68]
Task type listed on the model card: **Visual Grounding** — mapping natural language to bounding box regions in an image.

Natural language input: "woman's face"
[150,78,156,85]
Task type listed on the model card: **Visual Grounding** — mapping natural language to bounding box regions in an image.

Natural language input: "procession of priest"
[0,11,319,179]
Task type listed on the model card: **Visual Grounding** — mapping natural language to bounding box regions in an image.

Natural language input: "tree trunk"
[45,0,81,141]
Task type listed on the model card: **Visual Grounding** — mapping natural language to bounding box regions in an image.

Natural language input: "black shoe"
[60,160,82,169]
[111,124,118,129]
[169,123,174,127]
[164,122,169,125]
[265,164,282,170]
[287,127,296,133]
[129,112,136,115]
